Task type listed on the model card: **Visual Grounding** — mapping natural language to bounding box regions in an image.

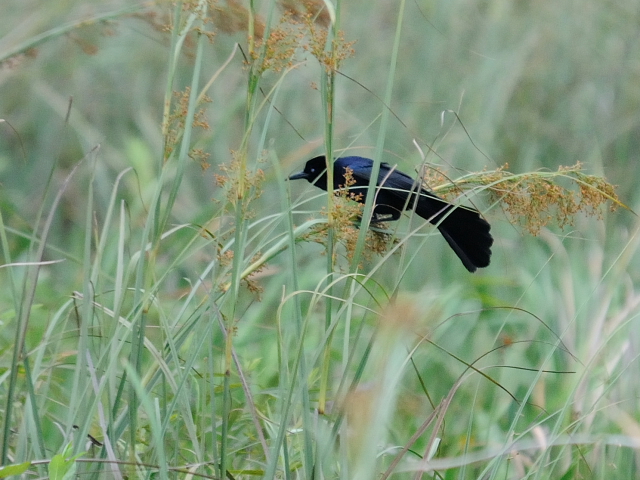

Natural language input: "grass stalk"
[317,0,341,420]
[1,156,86,463]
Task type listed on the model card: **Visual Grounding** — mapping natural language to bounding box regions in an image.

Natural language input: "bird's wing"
[378,165,445,212]
[340,162,416,189]
[377,164,420,193]
[338,159,437,204]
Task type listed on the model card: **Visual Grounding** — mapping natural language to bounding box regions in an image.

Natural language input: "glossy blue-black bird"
[289,155,493,272]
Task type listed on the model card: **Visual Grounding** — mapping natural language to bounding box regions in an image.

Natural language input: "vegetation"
[0,0,638,478]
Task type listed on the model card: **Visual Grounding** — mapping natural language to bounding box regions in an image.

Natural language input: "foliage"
[0,0,638,479]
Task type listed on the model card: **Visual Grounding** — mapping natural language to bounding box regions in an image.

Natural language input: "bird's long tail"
[415,194,493,272]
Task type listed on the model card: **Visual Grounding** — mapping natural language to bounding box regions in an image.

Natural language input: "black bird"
[289,155,493,272]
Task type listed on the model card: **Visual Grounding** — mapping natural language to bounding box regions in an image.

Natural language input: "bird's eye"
[310,168,315,173]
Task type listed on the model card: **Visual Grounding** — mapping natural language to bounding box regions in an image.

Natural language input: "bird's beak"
[288,171,308,181]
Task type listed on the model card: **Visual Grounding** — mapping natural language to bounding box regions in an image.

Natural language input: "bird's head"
[288,155,329,190]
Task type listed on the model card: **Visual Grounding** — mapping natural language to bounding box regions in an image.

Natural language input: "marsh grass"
[0,1,639,479]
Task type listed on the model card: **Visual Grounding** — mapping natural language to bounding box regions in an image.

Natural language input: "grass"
[1,0,639,478]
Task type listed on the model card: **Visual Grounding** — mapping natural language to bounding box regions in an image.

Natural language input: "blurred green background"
[1,0,639,477]
[4,1,640,211]
[2,0,638,303]
[3,1,639,248]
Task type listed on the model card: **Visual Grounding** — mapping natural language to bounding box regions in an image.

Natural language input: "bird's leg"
[371,204,402,223]
[369,213,395,224]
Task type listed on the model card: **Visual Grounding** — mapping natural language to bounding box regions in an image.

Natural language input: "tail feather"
[416,198,493,272]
